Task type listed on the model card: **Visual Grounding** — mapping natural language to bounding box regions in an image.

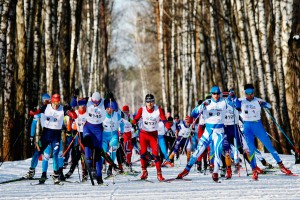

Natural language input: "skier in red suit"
[132,94,168,181]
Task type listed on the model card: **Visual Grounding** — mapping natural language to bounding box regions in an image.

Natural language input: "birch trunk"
[156,0,167,110]
[235,0,249,86]
[274,0,293,152]
[281,0,295,147]
[88,0,99,95]
[44,0,54,94]
[170,0,175,115]
[0,1,9,144]
[69,0,77,92]
[244,0,265,99]
[191,0,197,104]
[16,0,27,158]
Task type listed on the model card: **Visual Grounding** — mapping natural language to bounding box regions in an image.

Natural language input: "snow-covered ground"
[0,153,300,200]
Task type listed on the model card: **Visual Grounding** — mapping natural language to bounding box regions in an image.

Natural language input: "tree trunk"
[16,0,26,159]
[3,1,16,161]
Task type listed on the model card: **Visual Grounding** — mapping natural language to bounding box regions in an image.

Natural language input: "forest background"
[0,0,299,162]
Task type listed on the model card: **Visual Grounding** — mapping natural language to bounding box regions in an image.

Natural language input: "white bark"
[235,0,249,85]
[44,0,54,94]
[157,0,167,111]
[88,0,99,95]
[69,0,77,91]
[246,0,265,98]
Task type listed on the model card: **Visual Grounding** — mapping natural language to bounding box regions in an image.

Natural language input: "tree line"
[0,0,299,161]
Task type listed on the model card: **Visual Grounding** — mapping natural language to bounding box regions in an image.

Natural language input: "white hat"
[92,92,101,101]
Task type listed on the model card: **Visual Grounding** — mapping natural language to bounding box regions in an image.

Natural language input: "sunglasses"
[145,99,155,103]
[245,92,254,95]
[52,102,60,106]
[212,93,220,95]
[91,99,100,105]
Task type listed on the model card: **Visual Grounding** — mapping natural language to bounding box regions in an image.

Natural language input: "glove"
[30,108,40,117]
[133,124,138,132]
[66,110,77,119]
[165,122,172,130]
[30,137,34,146]
[203,99,211,106]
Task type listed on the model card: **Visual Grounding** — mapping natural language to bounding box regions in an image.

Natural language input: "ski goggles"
[145,99,155,103]
[245,88,254,95]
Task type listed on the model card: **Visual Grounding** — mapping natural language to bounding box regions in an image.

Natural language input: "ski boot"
[107,165,113,177]
[209,164,214,173]
[140,169,148,180]
[261,159,273,169]
[96,176,104,185]
[39,172,47,184]
[177,168,189,179]
[82,170,88,182]
[278,161,292,175]
[58,167,66,181]
[212,173,219,182]
[157,172,165,181]
[253,166,264,174]
[23,168,35,179]
[64,168,74,179]
[225,166,232,179]
[52,171,60,184]
[163,161,174,168]
[197,161,202,172]
[220,166,226,177]
[252,169,258,180]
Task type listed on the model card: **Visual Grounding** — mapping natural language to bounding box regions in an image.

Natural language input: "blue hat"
[42,93,50,102]
[104,99,119,110]
[78,98,87,106]
[210,86,221,94]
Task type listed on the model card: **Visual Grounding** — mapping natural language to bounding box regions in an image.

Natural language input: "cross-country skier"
[24,94,77,184]
[132,94,169,181]
[177,86,227,182]
[239,84,292,180]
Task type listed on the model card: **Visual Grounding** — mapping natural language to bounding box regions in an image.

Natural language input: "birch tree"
[156,0,167,111]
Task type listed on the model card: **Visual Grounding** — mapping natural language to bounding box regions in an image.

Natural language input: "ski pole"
[61,132,79,158]
[264,108,300,156]
[0,116,32,167]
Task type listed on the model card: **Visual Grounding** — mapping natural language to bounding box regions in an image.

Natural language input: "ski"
[98,183,109,186]
[104,174,116,180]
[163,178,192,182]
[30,182,64,186]
[0,177,40,184]
[128,178,154,183]
[122,171,140,177]
[81,153,95,186]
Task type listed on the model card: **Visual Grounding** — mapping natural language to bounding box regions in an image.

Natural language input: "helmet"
[145,94,155,102]
[92,92,101,102]
[185,116,193,124]
[210,86,221,94]
[51,94,61,103]
[42,93,50,102]
[122,105,129,112]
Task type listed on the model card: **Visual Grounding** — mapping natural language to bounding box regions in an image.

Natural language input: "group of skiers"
[23,83,293,185]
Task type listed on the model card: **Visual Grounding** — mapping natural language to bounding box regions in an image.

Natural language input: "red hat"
[51,94,61,103]
[122,105,129,112]
[185,116,193,124]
